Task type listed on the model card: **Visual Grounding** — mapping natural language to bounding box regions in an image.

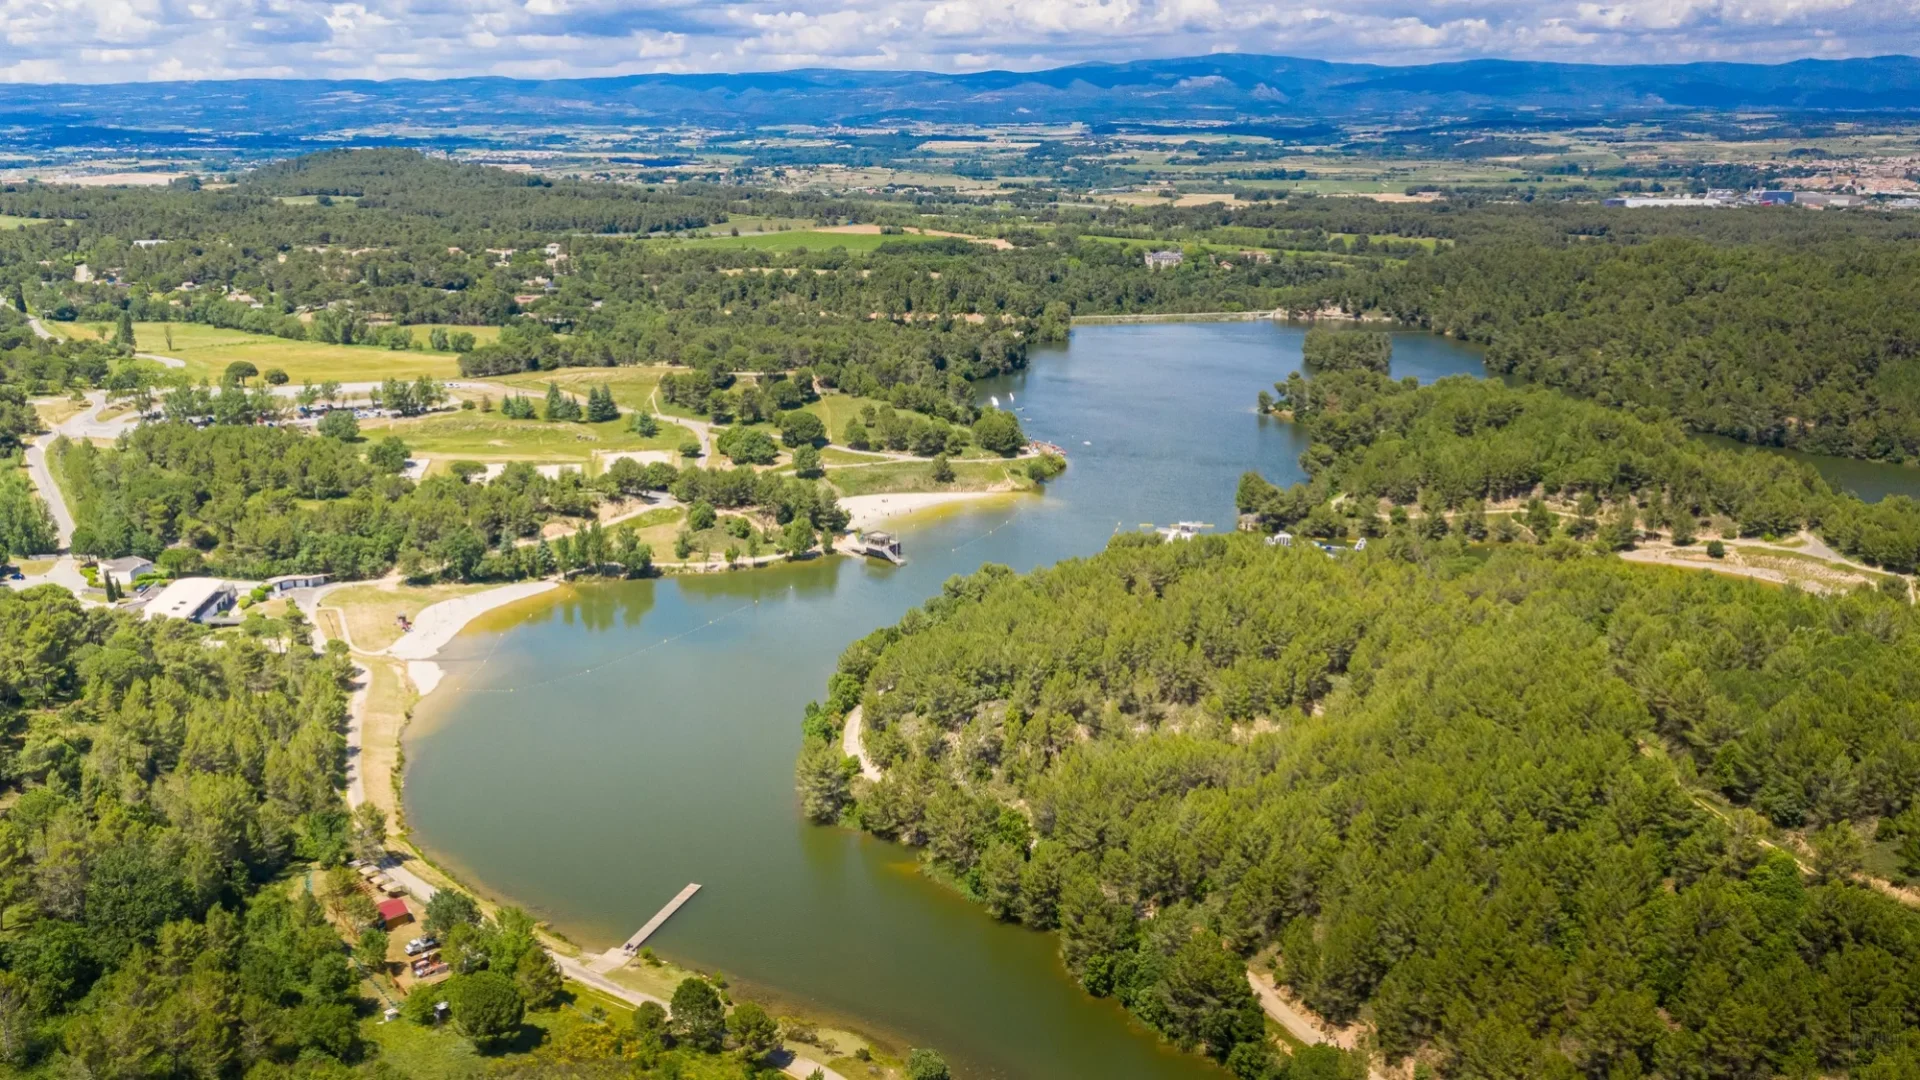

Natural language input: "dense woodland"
[1339,239,1920,463]
[1239,370,1920,574]
[800,537,1920,1078]
[0,585,367,1074]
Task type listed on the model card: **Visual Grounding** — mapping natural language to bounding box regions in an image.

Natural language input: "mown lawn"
[366,411,692,466]
[493,366,674,413]
[53,321,499,383]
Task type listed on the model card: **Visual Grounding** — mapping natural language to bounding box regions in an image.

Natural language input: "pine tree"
[586,385,619,423]
[116,309,136,349]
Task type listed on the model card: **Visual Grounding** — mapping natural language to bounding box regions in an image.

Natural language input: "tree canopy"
[802,535,1920,1076]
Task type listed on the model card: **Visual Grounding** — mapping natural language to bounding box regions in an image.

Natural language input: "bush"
[1706,539,1726,558]
[906,1049,952,1080]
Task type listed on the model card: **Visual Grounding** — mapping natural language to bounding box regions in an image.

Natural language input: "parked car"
[404,936,439,956]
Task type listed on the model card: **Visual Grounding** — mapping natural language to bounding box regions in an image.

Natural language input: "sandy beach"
[839,491,1017,531]
[388,580,559,661]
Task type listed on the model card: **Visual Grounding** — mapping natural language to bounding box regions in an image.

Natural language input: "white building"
[265,572,329,595]
[100,556,154,588]
[142,578,238,623]
[1144,250,1185,270]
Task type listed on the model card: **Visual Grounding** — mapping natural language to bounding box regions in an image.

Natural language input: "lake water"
[402,323,1487,1078]
[1691,433,1920,504]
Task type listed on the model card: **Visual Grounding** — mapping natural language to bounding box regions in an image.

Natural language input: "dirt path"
[1245,970,1389,1078]
[842,706,882,781]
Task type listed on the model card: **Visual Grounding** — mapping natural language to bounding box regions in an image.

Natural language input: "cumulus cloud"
[0,0,1914,82]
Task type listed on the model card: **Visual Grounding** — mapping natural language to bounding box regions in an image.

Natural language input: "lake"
[401,322,1486,1078]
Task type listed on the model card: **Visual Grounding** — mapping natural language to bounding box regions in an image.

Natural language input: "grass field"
[827,458,1031,496]
[32,396,89,427]
[321,581,495,652]
[0,214,61,229]
[51,321,500,383]
[368,411,692,466]
[492,366,673,413]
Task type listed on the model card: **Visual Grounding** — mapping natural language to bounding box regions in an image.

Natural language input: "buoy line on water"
[439,599,762,695]
[947,513,1019,555]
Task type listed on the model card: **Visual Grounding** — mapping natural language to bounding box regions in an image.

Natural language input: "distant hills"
[4,54,1920,146]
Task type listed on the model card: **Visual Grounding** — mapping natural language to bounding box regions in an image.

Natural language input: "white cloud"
[0,0,1914,82]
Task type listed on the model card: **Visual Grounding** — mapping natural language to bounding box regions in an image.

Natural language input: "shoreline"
[388,579,560,661]
[322,577,888,1078]
[839,490,1020,532]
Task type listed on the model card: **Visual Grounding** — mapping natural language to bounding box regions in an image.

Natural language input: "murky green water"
[1691,433,1920,504]
[403,323,1486,1079]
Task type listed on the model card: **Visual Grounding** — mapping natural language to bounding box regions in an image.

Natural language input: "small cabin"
[376,898,412,930]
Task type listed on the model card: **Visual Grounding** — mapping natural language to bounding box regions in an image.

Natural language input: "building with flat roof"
[265,572,329,594]
[142,577,238,623]
[100,556,154,588]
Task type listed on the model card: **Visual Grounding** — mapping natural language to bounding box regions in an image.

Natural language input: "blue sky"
[0,0,1914,82]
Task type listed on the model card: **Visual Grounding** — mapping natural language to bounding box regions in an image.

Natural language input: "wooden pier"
[588,883,702,972]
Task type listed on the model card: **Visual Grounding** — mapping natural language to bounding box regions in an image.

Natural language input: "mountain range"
[4,54,1919,147]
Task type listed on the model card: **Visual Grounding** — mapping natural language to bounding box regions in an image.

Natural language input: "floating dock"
[588,883,702,972]
[854,530,904,564]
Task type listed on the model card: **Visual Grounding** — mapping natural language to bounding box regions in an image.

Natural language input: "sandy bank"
[839,491,1014,532]
[388,580,559,661]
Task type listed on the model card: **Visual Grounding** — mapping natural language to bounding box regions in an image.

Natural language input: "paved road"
[21,430,74,548]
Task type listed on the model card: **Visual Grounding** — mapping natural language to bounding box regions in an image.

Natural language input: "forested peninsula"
[1238,370,1920,573]
[801,536,1920,1079]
